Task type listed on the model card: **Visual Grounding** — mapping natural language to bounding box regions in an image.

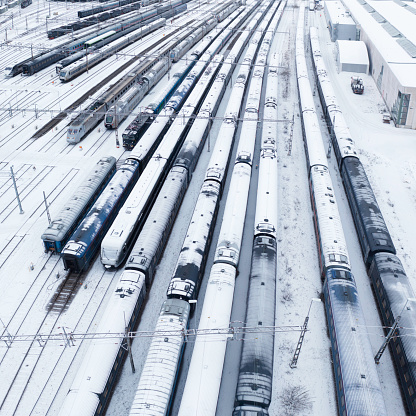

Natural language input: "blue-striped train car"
[61,159,140,273]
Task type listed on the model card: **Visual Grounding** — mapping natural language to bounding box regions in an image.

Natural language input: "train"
[60,159,141,273]
[66,3,205,144]
[20,0,32,8]
[295,10,387,416]
[47,0,147,39]
[309,26,416,415]
[233,52,280,416]
[57,36,236,416]
[77,0,140,18]
[120,61,190,149]
[41,157,116,253]
[119,7,240,147]
[59,19,166,82]
[21,1,184,77]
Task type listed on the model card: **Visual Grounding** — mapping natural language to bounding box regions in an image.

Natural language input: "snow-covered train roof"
[41,157,116,243]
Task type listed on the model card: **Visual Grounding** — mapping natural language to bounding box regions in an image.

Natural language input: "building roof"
[325,1,356,25]
[336,40,369,66]
[342,0,416,87]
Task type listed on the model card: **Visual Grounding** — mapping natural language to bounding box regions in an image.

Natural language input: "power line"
[0,324,303,348]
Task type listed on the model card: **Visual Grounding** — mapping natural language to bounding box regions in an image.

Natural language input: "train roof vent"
[361,374,366,379]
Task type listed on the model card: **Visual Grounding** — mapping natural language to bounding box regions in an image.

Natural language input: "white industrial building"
[336,40,369,73]
[341,0,416,129]
[324,1,357,41]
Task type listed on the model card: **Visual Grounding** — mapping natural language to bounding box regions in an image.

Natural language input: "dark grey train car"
[341,157,396,267]
[369,253,416,416]
[41,156,116,253]
[233,236,277,415]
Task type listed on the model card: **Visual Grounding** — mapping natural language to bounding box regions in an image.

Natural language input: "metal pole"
[290,298,321,368]
[10,166,24,214]
[126,328,135,373]
[86,45,88,73]
[375,298,416,364]
[43,191,52,225]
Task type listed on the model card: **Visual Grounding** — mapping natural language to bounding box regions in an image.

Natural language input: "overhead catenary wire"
[0,324,304,348]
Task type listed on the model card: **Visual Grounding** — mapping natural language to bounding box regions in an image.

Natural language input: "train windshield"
[105,115,113,124]
[59,71,66,78]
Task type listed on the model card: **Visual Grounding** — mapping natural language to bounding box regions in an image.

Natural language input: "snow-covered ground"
[0,0,415,415]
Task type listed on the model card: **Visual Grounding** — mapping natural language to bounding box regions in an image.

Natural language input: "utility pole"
[43,191,51,225]
[10,166,24,214]
[290,298,321,368]
[375,298,416,364]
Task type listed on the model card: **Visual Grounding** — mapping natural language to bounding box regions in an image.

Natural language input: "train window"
[401,356,406,367]
[340,255,348,263]
[409,385,414,396]
[396,344,401,354]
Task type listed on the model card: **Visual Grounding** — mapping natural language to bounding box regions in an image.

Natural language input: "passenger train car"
[309,25,416,416]
[296,10,387,416]
[41,156,116,253]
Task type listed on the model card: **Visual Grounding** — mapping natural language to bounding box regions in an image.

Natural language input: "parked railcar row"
[119,2,241,145]
[177,4,283,415]
[309,25,416,416]
[60,3,247,273]
[58,19,166,80]
[295,8,387,416]
[5,0,161,77]
[65,1,242,144]
[17,0,187,77]
[100,8,252,270]
[65,18,191,144]
[47,0,181,39]
[57,17,250,414]
[77,0,140,18]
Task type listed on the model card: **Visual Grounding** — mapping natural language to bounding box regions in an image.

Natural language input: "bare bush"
[281,385,313,416]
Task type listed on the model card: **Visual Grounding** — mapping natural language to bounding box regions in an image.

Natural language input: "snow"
[0,1,415,416]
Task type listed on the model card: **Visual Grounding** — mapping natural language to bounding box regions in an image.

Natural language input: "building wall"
[360,30,416,128]
[340,62,368,73]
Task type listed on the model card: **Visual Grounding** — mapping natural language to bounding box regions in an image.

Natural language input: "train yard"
[1,0,416,415]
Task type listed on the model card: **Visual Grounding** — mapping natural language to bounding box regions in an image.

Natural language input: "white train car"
[58,270,147,416]
[309,27,358,163]
[128,299,190,416]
